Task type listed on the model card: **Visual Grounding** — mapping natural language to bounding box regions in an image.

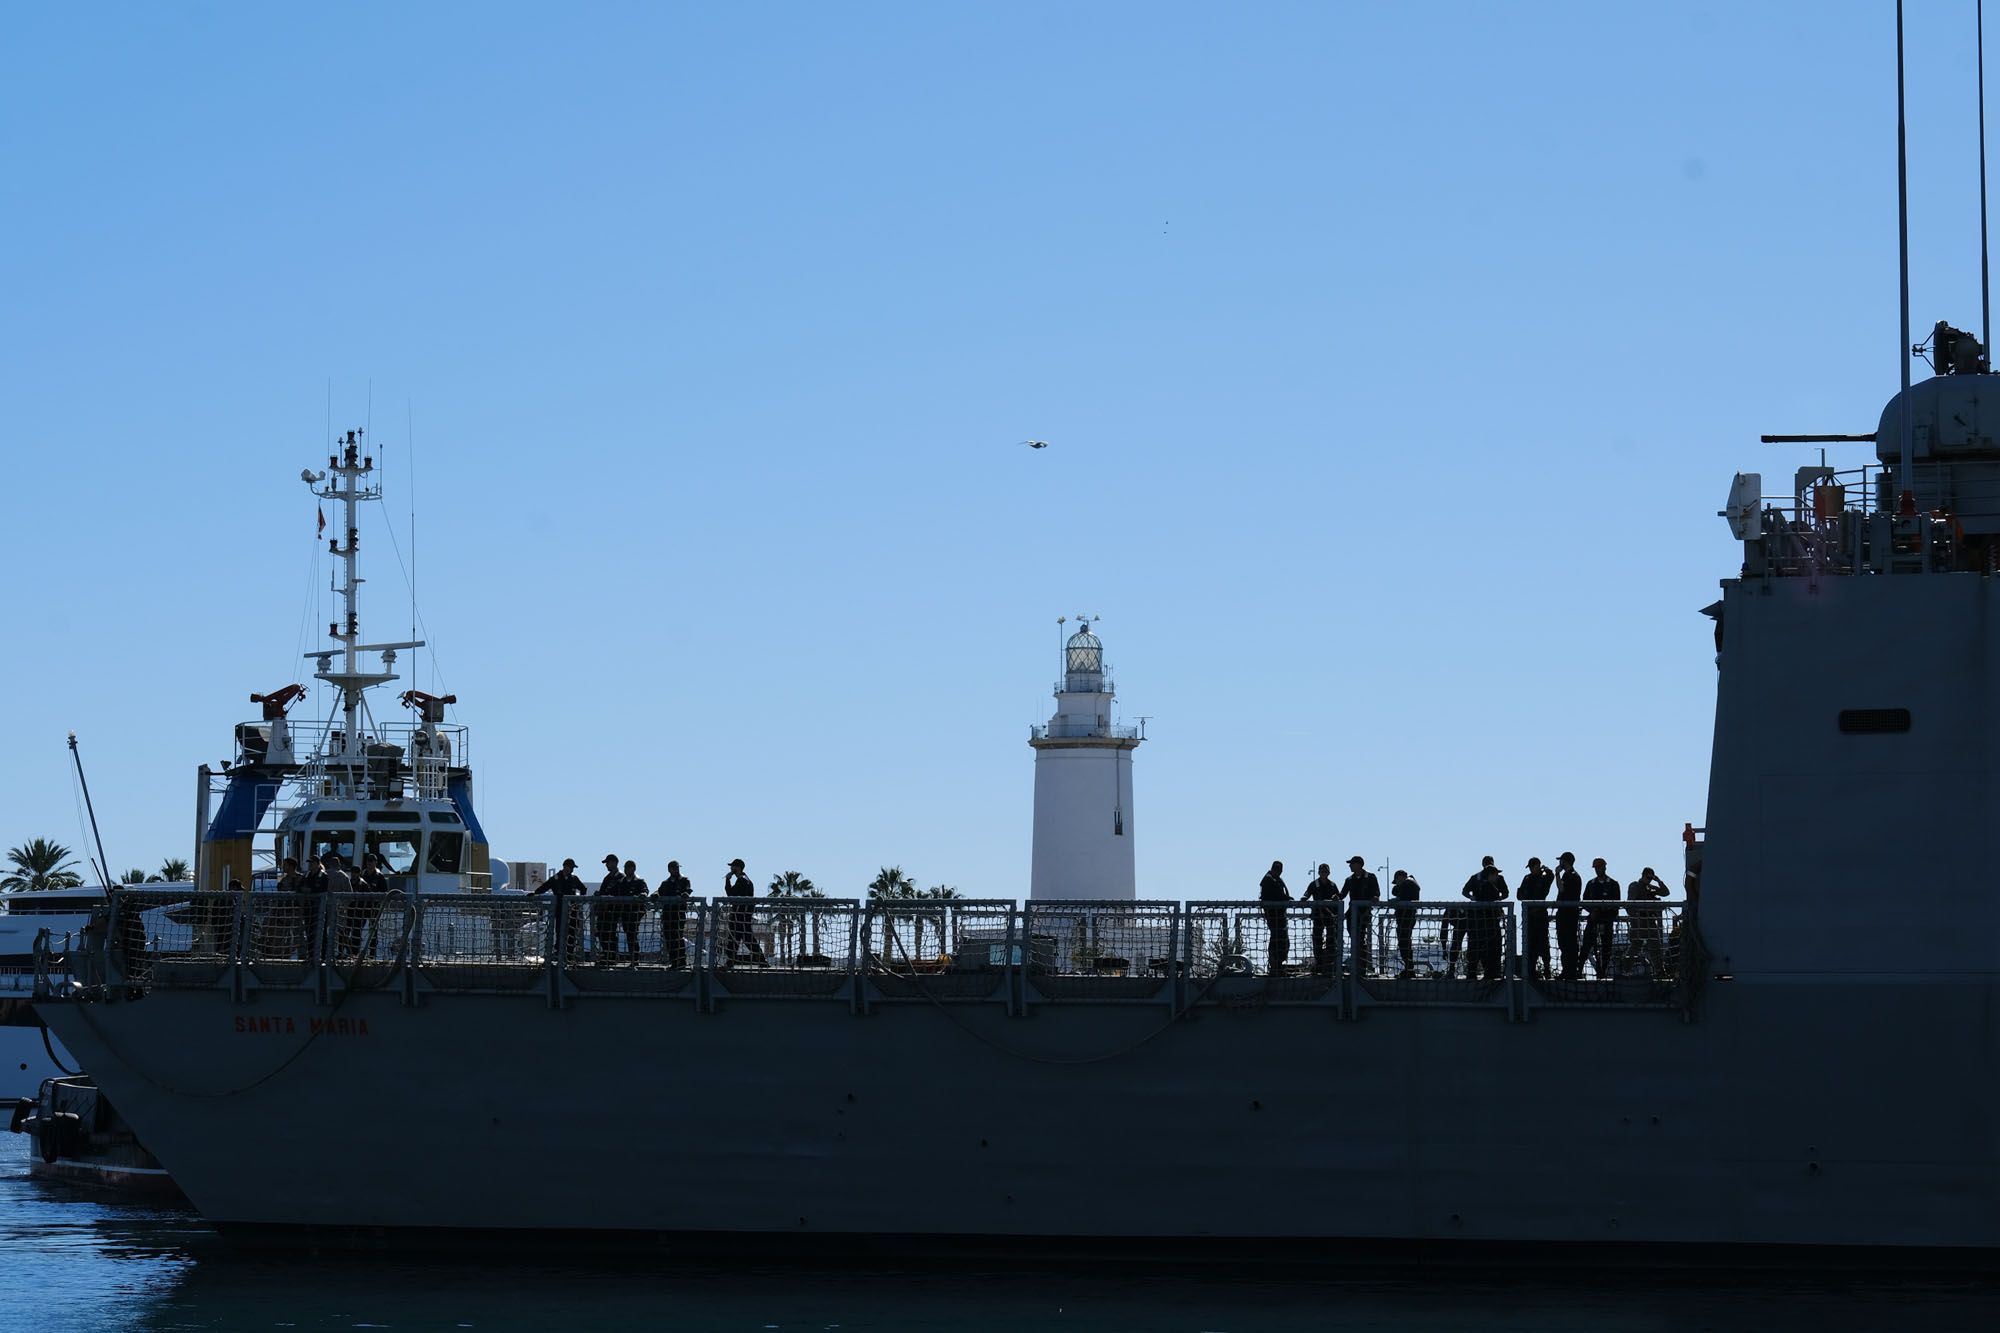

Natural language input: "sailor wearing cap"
[1448,857,1493,979]
[1389,870,1421,977]
[1516,856,1555,980]
[1302,863,1341,974]
[592,854,625,960]
[610,858,648,958]
[656,859,693,969]
[1340,856,1381,976]
[721,858,766,966]
[1626,865,1670,977]
[1581,857,1622,979]
[536,858,586,897]
[1461,855,1509,981]
[1553,852,1584,980]
[1257,861,1291,973]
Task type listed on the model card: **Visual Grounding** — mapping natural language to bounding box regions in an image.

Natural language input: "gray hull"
[41,975,1998,1250]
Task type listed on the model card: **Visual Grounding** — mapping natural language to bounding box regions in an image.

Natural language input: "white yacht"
[2,885,102,1097]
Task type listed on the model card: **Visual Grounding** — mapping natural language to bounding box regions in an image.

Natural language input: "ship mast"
[304,429,422,786]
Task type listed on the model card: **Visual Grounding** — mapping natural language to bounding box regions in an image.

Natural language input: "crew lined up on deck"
[532,854,764,966]
[134,850,1677,982]
[1258,854,1678,981]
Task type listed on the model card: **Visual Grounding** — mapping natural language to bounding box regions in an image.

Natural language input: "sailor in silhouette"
[1390,870,1421,977]
[536,858,585,897]
[1462,855,1509,981]
[723,858,765,966]
[1582,857,1622,979]
[1517,855,1554,979]
[341,851,390,960]
[1553,852,1584,979]
[616,859,647,958]
[1302,862,1341,973]
[1626,866,1670,977]
[593,854,623,960]
[533,858,587,961]
[1341,856,1381,976]
[1258,860,1291,973]
[656,860,693,968]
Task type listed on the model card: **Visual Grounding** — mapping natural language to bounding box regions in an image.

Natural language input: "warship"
[28,355,2000,1257]
[27,42,2000,1260]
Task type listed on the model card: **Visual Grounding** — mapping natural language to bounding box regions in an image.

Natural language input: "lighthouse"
[1029,617,1143,901]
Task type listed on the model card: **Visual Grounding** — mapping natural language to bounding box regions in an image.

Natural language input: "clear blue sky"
[1,2,1987,897]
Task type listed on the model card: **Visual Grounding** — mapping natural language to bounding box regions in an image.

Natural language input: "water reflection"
[2,1137,1994,1333]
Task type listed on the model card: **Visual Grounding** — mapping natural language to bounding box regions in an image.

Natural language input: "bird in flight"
[1021,439,1049,449]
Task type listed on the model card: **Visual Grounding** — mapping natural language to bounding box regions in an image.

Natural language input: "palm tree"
[867,866,917,962]
[768,871,830,962]
[1,839,84,893]
[917,885,959,960]
[766,871,817,961]
[157,858,191,883]
[120,868,149,885]
[866,866,916,899]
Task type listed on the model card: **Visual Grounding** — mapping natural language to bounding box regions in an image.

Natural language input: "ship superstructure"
[196,430,492,899]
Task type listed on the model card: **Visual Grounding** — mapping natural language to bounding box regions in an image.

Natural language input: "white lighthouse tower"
[1029,617,1143,901]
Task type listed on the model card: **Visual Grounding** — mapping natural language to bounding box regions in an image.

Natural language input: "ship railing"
[412,753,451,802]
[706,898,861,999]
[558,894,658,968]
[1343,902,1517,1009]
[106,887,235,990]
[538,896,864,999]
[238,892,329,991]
[862,899,1016,1003]
[1020,900,1180,1002]
[1520,899,1692,1008]
[79,889,1700,1017]
[286,719,470,802]
[1181,901,1343,1005]
[30,925,97,998]
[546,894,695,997]
[415,895,548,994]
[321,892,414,991]
[279,719,471,767]
[1748,461,1978,578]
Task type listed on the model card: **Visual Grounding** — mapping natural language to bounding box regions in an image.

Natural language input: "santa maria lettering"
[232,1016,370,1036]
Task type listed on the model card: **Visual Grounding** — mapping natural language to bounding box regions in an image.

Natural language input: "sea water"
[0,1136,1993,1332]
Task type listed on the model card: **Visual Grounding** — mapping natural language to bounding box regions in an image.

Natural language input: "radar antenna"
[1897,0,1914,497]
[1983,0,1992,355]
[302,428,422,784]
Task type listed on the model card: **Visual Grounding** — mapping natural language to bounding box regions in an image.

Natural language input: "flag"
[317,506,326,537]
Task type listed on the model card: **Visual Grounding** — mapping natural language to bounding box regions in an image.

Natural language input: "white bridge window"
[308,832,357,866]
[367,831,422,875]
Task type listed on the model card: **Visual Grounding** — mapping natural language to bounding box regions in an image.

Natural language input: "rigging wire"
[1982,0,1992,355]
[408,400,420,694]
[68,759,93,880]
[289,502,320,688]
[374,459,449,700]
